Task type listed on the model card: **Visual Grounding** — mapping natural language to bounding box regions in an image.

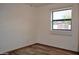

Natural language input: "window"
[51,8,72,31]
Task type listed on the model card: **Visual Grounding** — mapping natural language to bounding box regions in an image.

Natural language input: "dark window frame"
[51,9,72,31]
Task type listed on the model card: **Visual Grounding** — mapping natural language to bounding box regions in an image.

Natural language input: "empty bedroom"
[0,3,79,55]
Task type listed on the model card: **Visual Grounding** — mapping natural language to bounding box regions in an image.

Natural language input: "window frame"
[51,8,72,31]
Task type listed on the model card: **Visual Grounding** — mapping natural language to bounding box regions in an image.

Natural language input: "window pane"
[53,10,72,20]
[53,21,71,30]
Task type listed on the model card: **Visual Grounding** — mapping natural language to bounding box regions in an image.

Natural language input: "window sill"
[50,30,72,36]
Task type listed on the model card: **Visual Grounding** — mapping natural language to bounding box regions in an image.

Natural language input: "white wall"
[36,4,79,52]
[0,4,36,53]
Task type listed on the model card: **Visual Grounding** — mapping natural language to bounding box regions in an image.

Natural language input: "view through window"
[52,9,72,30]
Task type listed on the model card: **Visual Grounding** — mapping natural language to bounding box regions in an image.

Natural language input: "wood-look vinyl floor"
[3,44,77,55]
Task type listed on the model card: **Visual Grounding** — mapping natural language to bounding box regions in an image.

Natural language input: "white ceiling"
[25,3,53,7]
